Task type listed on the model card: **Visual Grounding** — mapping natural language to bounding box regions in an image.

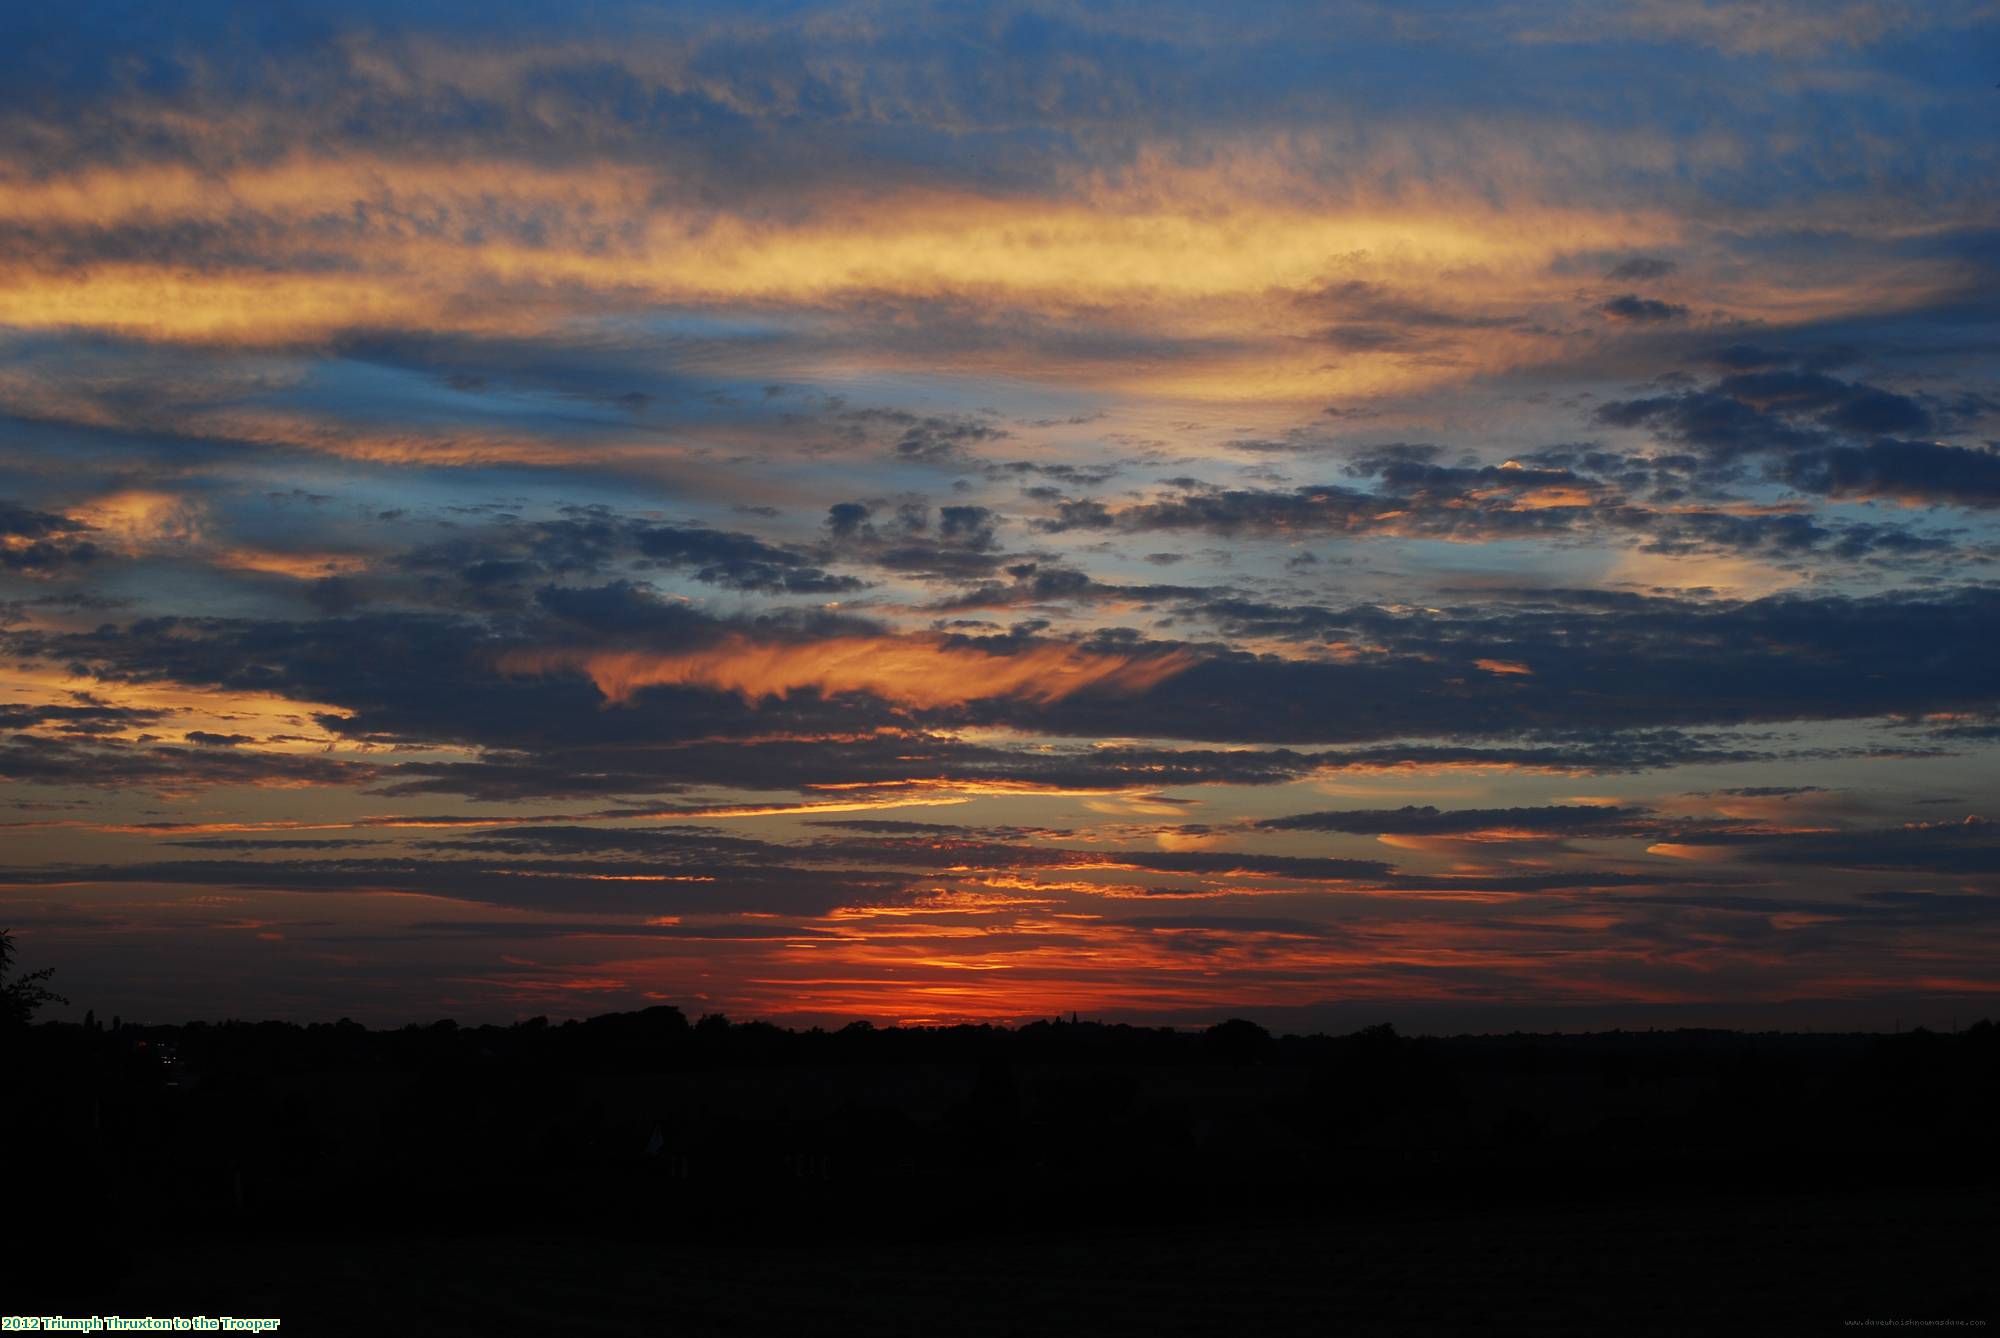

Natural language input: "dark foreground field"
[82,1190,1992,1335]
[7,1011,1994,1334]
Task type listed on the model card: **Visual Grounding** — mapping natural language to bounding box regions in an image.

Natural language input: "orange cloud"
[211,548,371,579]
[71,489,204,552]
[1646,842,1735,861]
[500,635,1194,709]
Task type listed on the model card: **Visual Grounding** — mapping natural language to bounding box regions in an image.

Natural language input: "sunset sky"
[2,0,1996,1029]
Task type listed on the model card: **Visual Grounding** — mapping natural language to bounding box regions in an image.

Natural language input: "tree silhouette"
[1203,1016,1274,1064]
[0,928,68,1026]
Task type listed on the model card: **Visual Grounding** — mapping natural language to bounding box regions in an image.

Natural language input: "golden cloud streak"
[500,635,1195,709]
[0,154,1681,408]
[0,136,1973,416]
[211,548,371,579]
[0,662,350,752]
[5,792,975,835]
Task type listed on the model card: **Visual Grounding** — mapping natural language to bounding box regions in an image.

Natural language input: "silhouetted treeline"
[7,1009,1995,1328]
[11,1008,1997,1212]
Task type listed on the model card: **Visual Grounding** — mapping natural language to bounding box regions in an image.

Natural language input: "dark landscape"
[9,1001,1994,1333]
